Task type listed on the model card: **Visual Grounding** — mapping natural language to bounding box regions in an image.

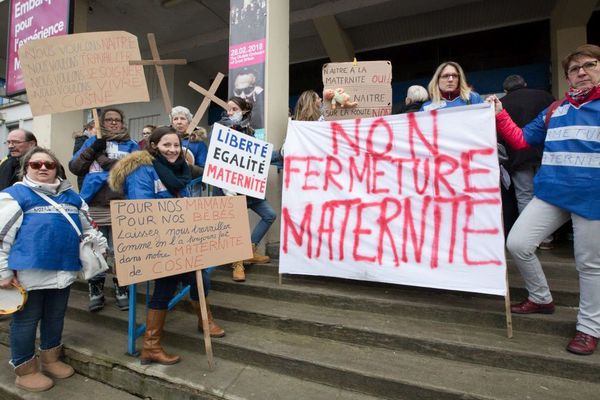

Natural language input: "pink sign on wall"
[6,0,72,96]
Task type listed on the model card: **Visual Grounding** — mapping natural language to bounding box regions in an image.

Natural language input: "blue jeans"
[148,269,212,310]
[246,197,276,245]
[10,286,71,367]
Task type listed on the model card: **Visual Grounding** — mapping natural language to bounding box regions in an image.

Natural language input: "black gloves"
[90,138,106,153]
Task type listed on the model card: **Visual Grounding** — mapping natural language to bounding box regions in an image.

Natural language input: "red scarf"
[565,84,600,106]
[440,89,461,101]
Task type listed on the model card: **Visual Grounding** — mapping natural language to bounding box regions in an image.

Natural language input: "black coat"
[501,88,555,171]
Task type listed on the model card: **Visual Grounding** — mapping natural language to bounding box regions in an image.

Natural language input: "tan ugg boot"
[139,309,181,365]
[14,356,54,392]
[244,244,270,264]
[191,299,225,337]
[40,345,74,379]
[232,260,246,282]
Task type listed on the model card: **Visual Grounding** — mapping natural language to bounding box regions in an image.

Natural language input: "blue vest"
[421,92,482,111]
[124,165,190,200]
[4,184,83,271]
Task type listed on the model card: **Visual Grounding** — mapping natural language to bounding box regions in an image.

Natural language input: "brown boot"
[14,356,54,392]
[139,309,181,365]
[40,345,74,379]
[244,244,270,264]
[191,299,225,337]
[232,260,246,282]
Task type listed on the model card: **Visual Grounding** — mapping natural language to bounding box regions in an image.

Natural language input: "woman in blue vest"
[170,105,208,178]
[109,126,224,366]
[0,147,106,392]
[488,44,600,356]
[70,108,139,312]
[421,61,482,111]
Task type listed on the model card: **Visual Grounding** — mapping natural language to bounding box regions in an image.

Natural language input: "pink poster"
[6,0,72,96]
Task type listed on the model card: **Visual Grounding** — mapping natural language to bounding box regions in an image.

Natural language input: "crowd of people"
[0,43,598,392]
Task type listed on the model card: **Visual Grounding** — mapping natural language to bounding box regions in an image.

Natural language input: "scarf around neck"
[566,84,600,106]
[100,126,131,142]
[152,153,191,197]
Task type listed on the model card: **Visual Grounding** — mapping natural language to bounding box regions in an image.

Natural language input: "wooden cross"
[186,72,228,135]
[129,33,187,115]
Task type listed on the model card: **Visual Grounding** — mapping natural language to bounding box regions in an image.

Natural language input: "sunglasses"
[28,161,57,170]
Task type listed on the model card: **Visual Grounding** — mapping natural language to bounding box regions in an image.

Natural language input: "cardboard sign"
[280,104,507,296]
[19,31,149,116]
[111,196,252,286]
[322,61,392,121]
[203,123,273,199]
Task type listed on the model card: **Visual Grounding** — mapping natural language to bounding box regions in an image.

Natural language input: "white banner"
[279,104,507,296]
[203,123,273,199]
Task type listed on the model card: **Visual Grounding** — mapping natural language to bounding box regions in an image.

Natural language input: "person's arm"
[0,192,23,286]
[69,137,106,176]
[78,199,108,253]
[125,167,157,200]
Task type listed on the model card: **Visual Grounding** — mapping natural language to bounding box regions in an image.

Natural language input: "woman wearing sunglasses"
[109,126,224,366]
[421,61,482,111]
[0,147,106,392]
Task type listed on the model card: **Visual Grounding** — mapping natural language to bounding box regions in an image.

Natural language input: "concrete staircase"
[1,243,599,399]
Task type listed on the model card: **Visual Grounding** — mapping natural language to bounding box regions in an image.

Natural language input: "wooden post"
[187,73,227,135]
[92,109,102,139]
[504,271,513,339]
[195,270,215,369]
[129,33,188,116]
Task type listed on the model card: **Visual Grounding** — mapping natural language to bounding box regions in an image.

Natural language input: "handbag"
[33,190,109,280]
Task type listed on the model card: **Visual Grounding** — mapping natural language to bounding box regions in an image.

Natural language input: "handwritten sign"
[280,104,507,296]
[19,31,149,116]
[111,196,252,286]
[322,61,392,121]
[203,123,273,199]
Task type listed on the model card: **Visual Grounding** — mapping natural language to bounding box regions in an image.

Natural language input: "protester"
[501,74,556,248]
[421,61,482,111]
[170,106,208,178]
[0,129,37,190]
[399,85,428,113]
[137,124,155,150]
[216,97,274,282]
[488,44,600,355]
[69,108,138,312]
[293,90,324,121]
[0,147,106,392]
[109,126,224,365]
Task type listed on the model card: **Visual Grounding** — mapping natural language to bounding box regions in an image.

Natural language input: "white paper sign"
[279,104,507,296]
[203,123,273,199]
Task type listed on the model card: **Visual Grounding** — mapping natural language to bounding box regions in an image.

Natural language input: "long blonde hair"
[294,90,322,121]
[427,61,472,104]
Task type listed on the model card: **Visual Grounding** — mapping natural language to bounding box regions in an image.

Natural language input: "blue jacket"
[521,98,600,219]
[421,92,482,111]
[3,183,83,271]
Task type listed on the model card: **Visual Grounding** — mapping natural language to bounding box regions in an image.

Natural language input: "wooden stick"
[186,72,225,135]
[92,109,102,139]
[504,270,513,339]
[129,59,187,66]
[196,270,215,369]
[278,273,282,286]
[147,33,173,116]
[188,81,229,110]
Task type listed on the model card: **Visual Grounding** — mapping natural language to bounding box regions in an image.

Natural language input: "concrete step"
[0,343,140,400]
[209,270,578,337]
[15,290,599,400]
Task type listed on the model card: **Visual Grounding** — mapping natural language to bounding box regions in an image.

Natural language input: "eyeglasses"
[440,73,459,80]
[567,60,598,77]
[142,131,152,135]
[28,160,57,170]
[103,118,123,124]
[4,140,30,146]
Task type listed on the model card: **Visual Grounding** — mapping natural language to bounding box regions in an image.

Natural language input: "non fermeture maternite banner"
[279,103,507,296]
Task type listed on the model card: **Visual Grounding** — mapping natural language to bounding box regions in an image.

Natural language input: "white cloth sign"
[203,123,273,199]
[279,104,507,296]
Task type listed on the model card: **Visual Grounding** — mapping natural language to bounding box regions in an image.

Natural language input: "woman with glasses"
[487,44,600,355]
[421,61,482,111]
[0,147,106,392]
[69,108,139,313]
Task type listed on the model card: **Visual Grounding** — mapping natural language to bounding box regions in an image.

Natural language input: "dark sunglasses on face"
[28,161,57,170]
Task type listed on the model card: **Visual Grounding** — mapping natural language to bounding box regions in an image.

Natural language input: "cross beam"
[129,33,187,115]
[187,73,227,134]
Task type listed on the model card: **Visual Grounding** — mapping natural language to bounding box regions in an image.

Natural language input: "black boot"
[113,277,129,311]
[88,276,105,312]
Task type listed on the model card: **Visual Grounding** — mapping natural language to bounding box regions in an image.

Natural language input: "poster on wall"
[6,0,73,96]
[228,0,266,140]
[279,104,507,296]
